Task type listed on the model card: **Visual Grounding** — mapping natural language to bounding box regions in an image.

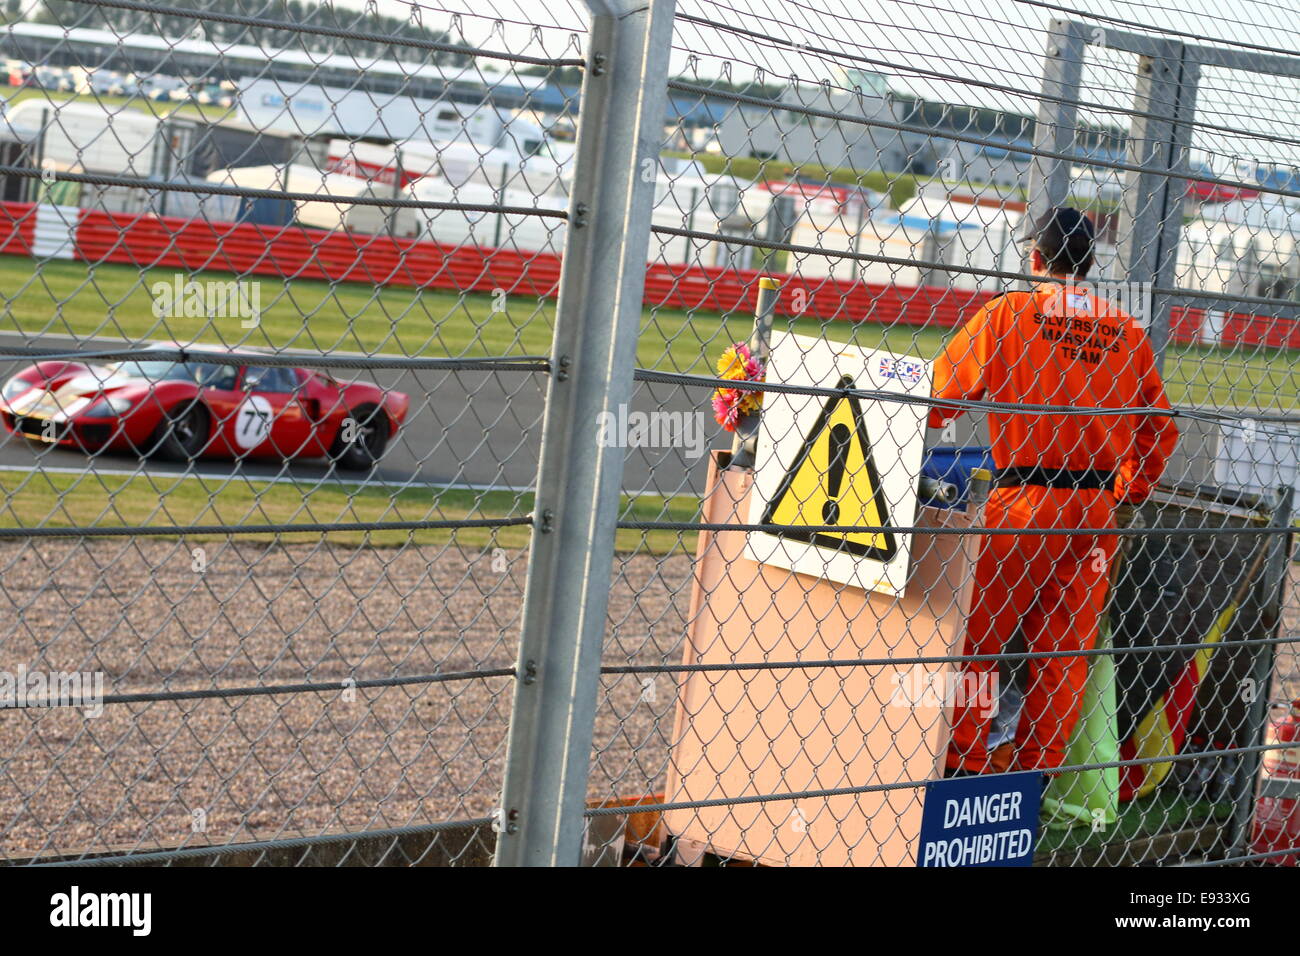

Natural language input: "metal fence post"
[728,277,782,470]
[1024,19,1087,244]
[1113,40,1199,371]
[493,160,508,248]
[493,0,677,867]
[1227,486,1295,860]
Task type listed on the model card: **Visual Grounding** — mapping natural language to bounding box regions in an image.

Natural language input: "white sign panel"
[746,333,931,596]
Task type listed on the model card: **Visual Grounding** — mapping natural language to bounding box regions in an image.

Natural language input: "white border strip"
[0,464,534,494]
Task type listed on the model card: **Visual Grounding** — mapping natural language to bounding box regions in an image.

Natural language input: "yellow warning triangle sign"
[761,375,897,561]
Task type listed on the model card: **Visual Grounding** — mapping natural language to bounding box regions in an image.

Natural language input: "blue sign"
[917,771,1042,867]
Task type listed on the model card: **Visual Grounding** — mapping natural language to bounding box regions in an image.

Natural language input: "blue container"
[239,195,293,227]
[922,445,993,508]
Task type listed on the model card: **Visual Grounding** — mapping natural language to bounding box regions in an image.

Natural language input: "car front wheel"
[150,401,210,461]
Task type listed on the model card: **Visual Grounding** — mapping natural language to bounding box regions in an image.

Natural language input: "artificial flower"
[711,343,765,432]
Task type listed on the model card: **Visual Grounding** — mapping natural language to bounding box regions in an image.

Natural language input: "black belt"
[994,466,1116,492]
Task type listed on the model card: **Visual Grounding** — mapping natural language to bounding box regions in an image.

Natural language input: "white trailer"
[1179,196,1300,301]
[237,78,546,153]
[5,99,161,178]
[783,187,1029,292]
[405,173,565,253]
[402,156,763,266]
[896,191,1023,291]
[1177,196,1300,343]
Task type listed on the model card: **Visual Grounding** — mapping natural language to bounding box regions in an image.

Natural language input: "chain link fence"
[0,0,1298,867]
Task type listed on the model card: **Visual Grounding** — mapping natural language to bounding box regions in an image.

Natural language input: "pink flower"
[712,388,743,432]
[711,343,765,431]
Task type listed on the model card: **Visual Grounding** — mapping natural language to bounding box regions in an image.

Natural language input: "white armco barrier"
[32,203,77,260]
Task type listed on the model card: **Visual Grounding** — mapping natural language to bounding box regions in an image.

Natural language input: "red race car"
[0,345,409,470]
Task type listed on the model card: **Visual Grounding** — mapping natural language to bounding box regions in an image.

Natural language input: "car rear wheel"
[331,404,390,470]
[151,401,210,461]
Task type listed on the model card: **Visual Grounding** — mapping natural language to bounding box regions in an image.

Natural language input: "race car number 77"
[234,396,274,449]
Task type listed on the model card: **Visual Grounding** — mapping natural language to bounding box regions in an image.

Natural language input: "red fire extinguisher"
[1251,698,1300,866]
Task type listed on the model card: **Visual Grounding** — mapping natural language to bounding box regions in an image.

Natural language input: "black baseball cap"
[1023,206,1096,276]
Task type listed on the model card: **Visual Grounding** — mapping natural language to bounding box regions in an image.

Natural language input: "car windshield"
[109,360,234,387]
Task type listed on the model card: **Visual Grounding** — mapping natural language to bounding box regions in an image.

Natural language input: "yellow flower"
[716,345,750,381]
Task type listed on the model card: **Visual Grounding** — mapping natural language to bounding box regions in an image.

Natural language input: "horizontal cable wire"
[675,11,1300,152]
[62,0,590,67]
[617,520,1287,536]
[666,79,1300,202]
[0,346,551,373]
[0,343,1283,426]
[650,223,1300,316]
[44,0,1300,170]
[1185,844,1300,866]
[0,517,533,538]
[0,668,517,710]
[5,158,1296,315]
[26,817,498,867]
[632,370,1300,428]
[0,166,571,216]
[633,367,1203,420]
[16,80,1287,211]
[10,179,1296,314]
[13,639,1284,709]
[583,738,1300,817]
[1013,0,1300,59]
[599,631,1298,673]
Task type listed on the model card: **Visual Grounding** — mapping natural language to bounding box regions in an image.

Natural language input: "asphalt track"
[0,332,737,496]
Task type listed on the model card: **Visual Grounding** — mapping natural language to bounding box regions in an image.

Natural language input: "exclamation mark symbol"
[821,423,851,525]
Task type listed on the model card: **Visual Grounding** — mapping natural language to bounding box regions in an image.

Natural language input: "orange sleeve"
[1114,337,1178,504]
[927,296,1003,430]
